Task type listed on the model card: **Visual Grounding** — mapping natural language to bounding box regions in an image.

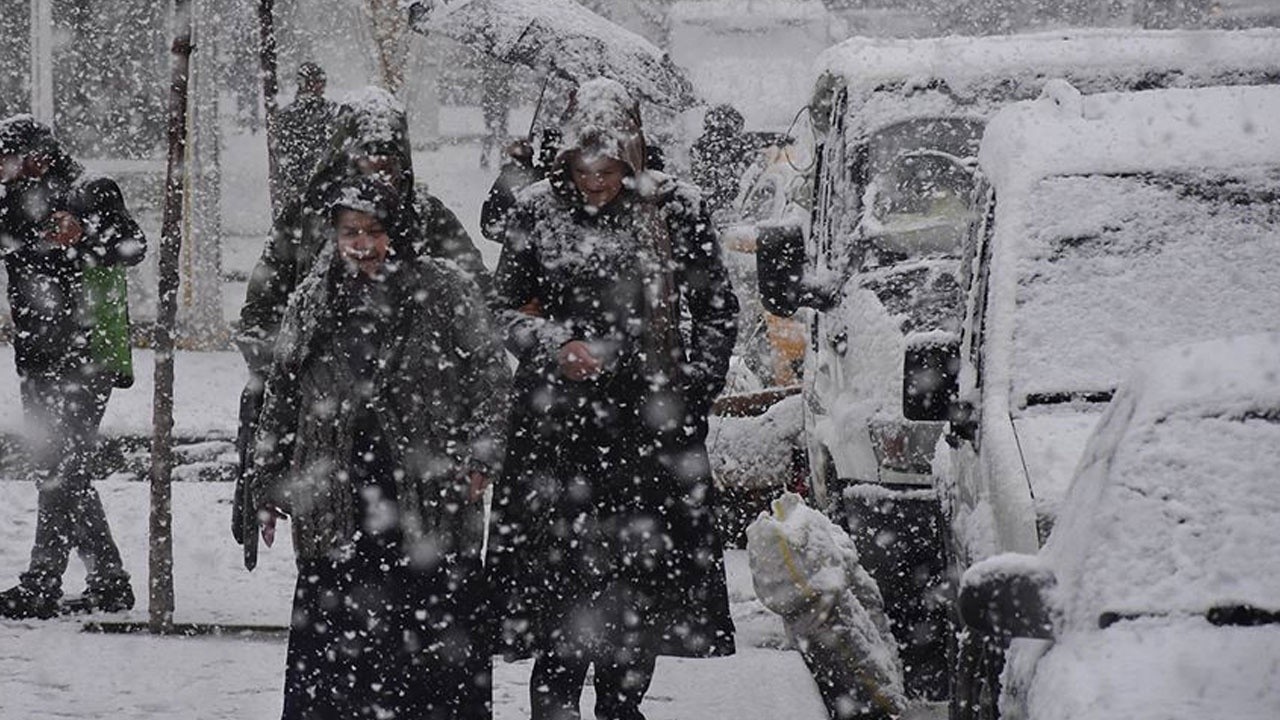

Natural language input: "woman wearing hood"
[489,78,740,720]
[249,176,509,719]
[234,88,491,555]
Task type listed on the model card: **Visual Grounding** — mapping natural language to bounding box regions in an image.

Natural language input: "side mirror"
[756,220,807,317]
[959,554,1057,640]
[902,336,960,421]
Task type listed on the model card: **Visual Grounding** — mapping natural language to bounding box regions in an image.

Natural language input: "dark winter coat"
[0,125,145,377]
[273,92,336,207]
[250,243,510,564]
[238,89,488,375]
[488,82,740,660]
[690,104,756,217]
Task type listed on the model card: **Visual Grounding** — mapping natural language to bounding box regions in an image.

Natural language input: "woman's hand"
[557,340,603,381]
[467,470,490,503]
[258,505,288,547]
[45,211,83,247]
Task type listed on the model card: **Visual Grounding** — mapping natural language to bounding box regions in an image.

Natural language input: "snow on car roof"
[1044,333,1280,627]
[980,83,1280,191]
[815,27,1280,97]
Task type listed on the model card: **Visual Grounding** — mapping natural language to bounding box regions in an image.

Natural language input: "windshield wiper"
[1099,604,1280,629]
[1025,390,1114,407]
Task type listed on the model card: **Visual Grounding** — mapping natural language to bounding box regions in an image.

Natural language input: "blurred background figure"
[273,61,337,209]
[690,103,754,217]
[0,115,146,620]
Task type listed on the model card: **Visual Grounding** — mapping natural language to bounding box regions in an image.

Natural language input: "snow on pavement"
[0,480,828,719]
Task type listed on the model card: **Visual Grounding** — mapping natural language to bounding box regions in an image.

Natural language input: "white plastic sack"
[747,492,907,718]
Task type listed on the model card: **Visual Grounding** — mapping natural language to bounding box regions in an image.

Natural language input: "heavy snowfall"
[2,1,1279,720]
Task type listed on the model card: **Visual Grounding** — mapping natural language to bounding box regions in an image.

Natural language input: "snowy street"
[0,479,830,719]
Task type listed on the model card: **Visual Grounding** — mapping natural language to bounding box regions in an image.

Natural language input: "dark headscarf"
[0,114,83,183]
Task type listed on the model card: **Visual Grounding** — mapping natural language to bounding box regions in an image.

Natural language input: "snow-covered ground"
[0,475,827,719]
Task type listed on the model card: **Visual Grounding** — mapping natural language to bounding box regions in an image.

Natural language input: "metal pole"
[150,0,194,634]
[258,0,282,219]
[28,0,54,124]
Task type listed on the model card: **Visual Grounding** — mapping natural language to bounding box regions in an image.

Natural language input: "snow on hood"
[980,84,1280,192]
[336,86,408,148]
[1043,334,1280,629]
[1121,333,1280,427]
[1028,618,1280,720]
[557,77,647,175]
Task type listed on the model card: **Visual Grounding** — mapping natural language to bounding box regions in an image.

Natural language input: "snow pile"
[746,492,905,717]
[707,393,802,491]
[1043,333,1280,630]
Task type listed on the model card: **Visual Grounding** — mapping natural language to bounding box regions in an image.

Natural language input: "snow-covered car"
[929,83,1280,718]
[959,333,1280,720]
[757,27,1280,702]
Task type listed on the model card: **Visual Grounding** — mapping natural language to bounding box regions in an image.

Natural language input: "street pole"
[28,0,53,124]
[151,0,194,634]
[258,0,281,219]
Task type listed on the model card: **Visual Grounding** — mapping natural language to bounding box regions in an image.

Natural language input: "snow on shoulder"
[979,83,1280,191]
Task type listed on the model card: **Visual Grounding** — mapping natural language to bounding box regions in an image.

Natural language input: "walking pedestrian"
[234,87,489,555]
[0,115,145,619]
[689,103,755,217]
[250,175,509,719]
[273,61,336,208]
[488,78,740,720]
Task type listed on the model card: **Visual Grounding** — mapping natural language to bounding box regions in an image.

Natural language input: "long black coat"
[489,171,739,659]
[251,252,509,563]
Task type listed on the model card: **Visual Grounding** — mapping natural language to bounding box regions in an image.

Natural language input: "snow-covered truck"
[756,27,1280,703]
[936,82,1280,719]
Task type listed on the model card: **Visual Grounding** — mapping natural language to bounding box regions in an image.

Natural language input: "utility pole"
[151,0,194,634]
[28,0,53,124]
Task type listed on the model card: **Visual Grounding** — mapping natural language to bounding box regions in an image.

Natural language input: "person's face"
[335,209,391,278]
[570,154,628,209]
[354,153,403,190]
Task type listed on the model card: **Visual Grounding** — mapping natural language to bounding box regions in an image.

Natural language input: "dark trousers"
[530,648,657,720]
[282,542,493,720]
[17,366,127,596]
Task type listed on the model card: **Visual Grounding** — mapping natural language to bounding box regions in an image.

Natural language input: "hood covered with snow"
[556,77,647,176]
[1025,618,1280,720]
[1044,334,1280,629]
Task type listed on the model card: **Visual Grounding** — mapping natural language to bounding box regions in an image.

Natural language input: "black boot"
[0,584,60,620]
[76,577,135,613]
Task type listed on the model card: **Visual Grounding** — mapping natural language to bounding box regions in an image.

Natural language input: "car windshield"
[1011,168,1280,404]
[858,117,983,267]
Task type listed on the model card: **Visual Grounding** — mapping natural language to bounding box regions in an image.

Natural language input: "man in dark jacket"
[233,88,489,555]
[490,78,739,720]
[273,61,336,209]
[0,115,146,619]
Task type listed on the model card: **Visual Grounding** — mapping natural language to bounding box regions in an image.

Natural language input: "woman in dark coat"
[489,78,740,720]
[250,177,509,720]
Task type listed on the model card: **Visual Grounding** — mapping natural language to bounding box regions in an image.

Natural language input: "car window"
[1009,168,1280,404]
